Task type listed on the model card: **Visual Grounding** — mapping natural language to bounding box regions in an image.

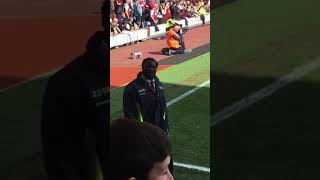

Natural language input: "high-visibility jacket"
[197,6,208,15]
[167,28,180,49]
[165,18,176,30]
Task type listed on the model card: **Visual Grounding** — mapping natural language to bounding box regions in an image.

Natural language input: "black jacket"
[41,31,109,180]
[123,72,169,133]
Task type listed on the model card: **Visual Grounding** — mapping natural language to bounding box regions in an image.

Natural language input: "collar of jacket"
[137,72,159,84]
[141,74,155,83]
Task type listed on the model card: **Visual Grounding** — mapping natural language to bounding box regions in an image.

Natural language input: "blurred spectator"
[124,0,134,19]
[170,1,180,19]
[204,0,210,12]
[122,17,139,32]
[196,0,209,25]
[163,1,172,22]
[142,0,151,27]
[111,14,122,36]
[133,0,144,28]
[150,3,160,31]
[114,0,124,20]
[158,0,166,24]
[110,0,115,16]
[186,3,199,18]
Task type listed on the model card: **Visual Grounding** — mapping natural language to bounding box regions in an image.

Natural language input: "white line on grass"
[167,80,210,107]
[166,80,211,173]
[211,57,320,127]
[174,162,210,173]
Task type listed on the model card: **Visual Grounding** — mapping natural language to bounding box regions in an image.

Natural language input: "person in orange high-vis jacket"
[166,23,186,55]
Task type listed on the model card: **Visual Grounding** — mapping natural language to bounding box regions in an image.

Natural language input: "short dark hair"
[142,57,159,68]
[110,118,171,180]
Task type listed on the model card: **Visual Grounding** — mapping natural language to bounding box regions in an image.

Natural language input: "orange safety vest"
[167,28,180,49]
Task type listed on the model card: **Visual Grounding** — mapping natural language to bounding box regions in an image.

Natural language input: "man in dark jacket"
[123,58,169,133]
[123,57,173,173]
[41,30,109,180]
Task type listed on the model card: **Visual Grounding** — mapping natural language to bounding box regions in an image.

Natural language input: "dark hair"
[110,118,171,179]
[142,57,159,68]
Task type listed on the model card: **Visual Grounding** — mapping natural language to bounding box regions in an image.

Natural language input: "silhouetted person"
[41,2,109,179]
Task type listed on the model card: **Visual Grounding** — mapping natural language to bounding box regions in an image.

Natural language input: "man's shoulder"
[154,75,162,83]
[48,54,87,87]
[125,78,139,89]
[125,76,146,90]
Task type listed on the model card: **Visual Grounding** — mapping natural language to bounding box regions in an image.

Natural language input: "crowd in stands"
[110,0,210,36]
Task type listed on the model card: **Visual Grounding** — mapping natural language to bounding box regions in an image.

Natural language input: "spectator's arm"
[116,27,122,33]
[172,33,180,40]
[150,10,157,22]
[125,6,130,18]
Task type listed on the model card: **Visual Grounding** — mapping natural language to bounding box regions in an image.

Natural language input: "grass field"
[212,0,320,179]
[0,52,210,179]
[111,53,211,179]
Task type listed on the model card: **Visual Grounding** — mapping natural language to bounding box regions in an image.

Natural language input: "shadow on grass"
[211,72,320,180]
[0,80,210,180]
[0,76,49,180]
[111,82,210,119]
[0,75,26,91]
[149,51,164,55]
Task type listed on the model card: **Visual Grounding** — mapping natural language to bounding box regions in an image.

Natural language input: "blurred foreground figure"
[41,30,108,180]
[110,118,174,180]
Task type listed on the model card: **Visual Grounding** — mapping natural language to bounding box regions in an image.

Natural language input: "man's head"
[142,58,158,80]
[110,118,173,180]
[173,23,182,32]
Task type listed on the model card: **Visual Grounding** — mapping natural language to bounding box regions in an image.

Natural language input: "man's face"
[147,156,174,180]
[173,25,181,32]
[142,61,158,79]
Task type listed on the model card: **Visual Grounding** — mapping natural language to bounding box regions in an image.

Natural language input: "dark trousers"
[200,14,205,25]
[134,15,143,28]
[178,33,185,50]
[158,17,164,24]
[170,47,184,54]
[151,19,159,31]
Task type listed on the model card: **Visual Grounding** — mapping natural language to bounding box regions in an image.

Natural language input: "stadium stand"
[110,0,210,48]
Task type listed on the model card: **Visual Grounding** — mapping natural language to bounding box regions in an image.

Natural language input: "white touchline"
[211,57,320,127]
[174,162,211,173]
[167,80,210,107]
[166,80,211,173]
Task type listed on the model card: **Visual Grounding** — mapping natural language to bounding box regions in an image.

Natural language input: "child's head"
[110,118,173,180]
